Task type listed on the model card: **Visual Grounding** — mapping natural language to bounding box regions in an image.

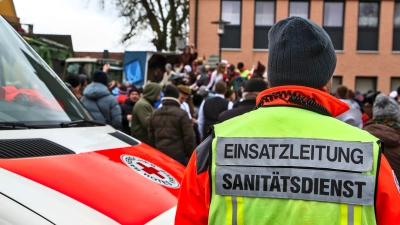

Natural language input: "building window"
[391,77,400,92]
[393,2,400,51]
[355,77,377,94]
[289,1,309,19]
[357,2,380,51]
[221,0,241,49]
[332,76,343,93]
[254,0,275,49]
[323,1,344,50]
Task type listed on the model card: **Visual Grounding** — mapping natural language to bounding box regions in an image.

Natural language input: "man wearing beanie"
[120,86,140,135]
[81,70,121,129]
[364,94,400,180]
[218,79,267,122]
[148,85,196,166]
[131,82,162,144]
[176,17,400,225]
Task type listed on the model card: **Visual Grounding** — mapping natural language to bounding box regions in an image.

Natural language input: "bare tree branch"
[96,0,189,51]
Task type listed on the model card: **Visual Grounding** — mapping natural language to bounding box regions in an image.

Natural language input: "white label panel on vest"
[216,137,373,172]
[216,166,375,205]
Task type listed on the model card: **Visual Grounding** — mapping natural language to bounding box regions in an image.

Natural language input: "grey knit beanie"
[373,94,400,118]
[267,17,337,88]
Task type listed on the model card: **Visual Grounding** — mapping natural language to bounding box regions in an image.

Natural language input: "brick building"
[190,0,400,94]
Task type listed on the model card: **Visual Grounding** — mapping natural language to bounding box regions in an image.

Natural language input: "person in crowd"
[197,85,210,101]
[335,85,363,128]
[131,83,162,144]
[219,79,268,122]
[160,63,174,87]
[177,85,194,119]
[151,68,163,83]
[348,89,363,109]
[251,61,266,80]
[180,45,198,68]
[111,82,121,97]
[120,86,140,135]
[194,57,204,72]
[364,93,400,179]
[207,62,226,90]
[66,73,82,100]
[224,88,235,102]
[225,64,240,87]
[148,85,196,166]
[116,84,128,105]
[237,62,251,79]
[79,74,87,95]
[184,65,192,78]
[176,17,400,225]
[198,81,233,140]
[81,70,121,129]
[197,65,210,87]
[168,73,186,86]
[184,65,197,85]
[192,93,203,119]
[363,91,380,120]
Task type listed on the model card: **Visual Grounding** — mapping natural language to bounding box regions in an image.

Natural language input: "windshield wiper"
[60,119,106,128]
[0,122,34,129]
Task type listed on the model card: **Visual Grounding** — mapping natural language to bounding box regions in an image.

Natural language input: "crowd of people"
[65,58,269,166]
[65,46,400,179]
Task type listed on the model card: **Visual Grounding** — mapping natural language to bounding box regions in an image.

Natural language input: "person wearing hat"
[168,73,186,86]
[175,17,400,225]
[131,82,162,144]
[120,86,141,135]
[160,63,174,87]
[81,70,121,130]
[158,84,193,119]
[218,79,267,122]
[177,84,194,119]
[116,84,129,105]
[364,93,400,179]
[251,61,267,80]
[148,85,196,166]
[197,86,210,100]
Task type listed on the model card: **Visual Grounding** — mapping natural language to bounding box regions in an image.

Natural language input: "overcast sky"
[13,0,155,52]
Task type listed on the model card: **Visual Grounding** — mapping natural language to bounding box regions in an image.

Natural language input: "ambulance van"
[0,16,183,225]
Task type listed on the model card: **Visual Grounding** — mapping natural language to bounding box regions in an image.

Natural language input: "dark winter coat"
[81,82,121,129]
[148,98,196,161]
[364,123,400,179]
[131,83,162,144]
[120,99,136,135]
[218,99,256,123]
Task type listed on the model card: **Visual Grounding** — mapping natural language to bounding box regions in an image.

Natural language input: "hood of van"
[0,127,184,224]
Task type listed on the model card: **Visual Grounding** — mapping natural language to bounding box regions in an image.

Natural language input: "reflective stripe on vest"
[208,107,378,225]
[341,204,362,225]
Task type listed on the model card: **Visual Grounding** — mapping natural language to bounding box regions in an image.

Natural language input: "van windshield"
[0,17,92,125]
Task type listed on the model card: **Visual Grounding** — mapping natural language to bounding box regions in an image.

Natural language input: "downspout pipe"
[194,0,199,48]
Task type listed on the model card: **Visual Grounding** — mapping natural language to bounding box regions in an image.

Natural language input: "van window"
[0,17,91,125]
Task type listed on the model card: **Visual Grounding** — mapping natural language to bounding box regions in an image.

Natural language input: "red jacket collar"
[256,85,350,117]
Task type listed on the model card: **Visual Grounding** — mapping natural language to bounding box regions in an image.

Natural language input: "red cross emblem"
[137,162,165,179]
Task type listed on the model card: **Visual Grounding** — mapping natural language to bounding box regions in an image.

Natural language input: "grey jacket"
[81,82,121,129]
